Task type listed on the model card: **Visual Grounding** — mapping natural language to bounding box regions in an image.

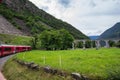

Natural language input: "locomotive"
[0,44,31,57]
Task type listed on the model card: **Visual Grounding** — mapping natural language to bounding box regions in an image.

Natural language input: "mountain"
[0,0,88,39]
[89,36,99,40]
[98,22,120,39]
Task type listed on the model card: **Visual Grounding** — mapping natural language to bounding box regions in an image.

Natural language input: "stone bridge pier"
[82,40,86,50]
[104,40,109,48]
[72,42,75,50]
[95,40,101,49]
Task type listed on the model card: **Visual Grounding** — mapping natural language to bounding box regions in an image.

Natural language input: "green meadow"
[15,48,120,80]
[0,33,32,45]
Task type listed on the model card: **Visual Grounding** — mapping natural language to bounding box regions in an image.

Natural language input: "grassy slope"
[14,48,120,80]
[0,33,32,45]
[3,58,72,80]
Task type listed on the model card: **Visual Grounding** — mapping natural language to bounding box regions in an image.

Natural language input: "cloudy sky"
[29,0,120,36]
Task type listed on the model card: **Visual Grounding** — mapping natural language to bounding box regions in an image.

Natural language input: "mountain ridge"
[98,22,120,39]
[0,0,89,39]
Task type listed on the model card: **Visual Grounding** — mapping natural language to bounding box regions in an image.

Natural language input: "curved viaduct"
[72,39,120,49]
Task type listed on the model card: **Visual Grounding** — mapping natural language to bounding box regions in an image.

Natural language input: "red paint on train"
[0,45,31,57]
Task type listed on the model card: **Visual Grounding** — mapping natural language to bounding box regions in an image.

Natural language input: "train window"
[16,48,19,50]
[4,47,11,51]
[23,47,26,49]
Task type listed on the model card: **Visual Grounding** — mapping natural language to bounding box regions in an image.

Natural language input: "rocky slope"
[0,15,23,35]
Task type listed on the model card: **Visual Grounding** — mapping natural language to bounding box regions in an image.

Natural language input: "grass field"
[14,48,120,80]
[0,33,32,45]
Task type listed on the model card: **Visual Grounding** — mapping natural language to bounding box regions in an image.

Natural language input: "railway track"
[0,55,14,80]
[0,55,13,70]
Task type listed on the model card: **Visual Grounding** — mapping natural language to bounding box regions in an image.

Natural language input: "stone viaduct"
[72,39,120,50]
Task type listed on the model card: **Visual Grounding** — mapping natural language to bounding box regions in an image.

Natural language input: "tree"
[59,29,74,50]
[92,41,96,48]
[109,40,116,47]
[39,29,74,50]
[39,30,59,50]
[116,41,120,48]
[77,41,83,48]
[85,40,91,48]
[30,34,38,49]
[31,27,39,34]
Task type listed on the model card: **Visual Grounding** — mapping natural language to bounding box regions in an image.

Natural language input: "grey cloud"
[80,0,120,17]
[89,0,96,7]
[58,0,71,7]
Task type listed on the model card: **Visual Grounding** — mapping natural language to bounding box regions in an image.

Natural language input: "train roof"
[0,44,31,47]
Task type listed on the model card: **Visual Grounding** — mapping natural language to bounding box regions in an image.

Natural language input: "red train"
[0,44,31,57]
[0,0,2,3]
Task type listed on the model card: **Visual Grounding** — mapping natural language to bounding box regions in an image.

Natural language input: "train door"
[19,46,23,52]
[11,46,16,53]
[0,46,1,56]
[0,46,4,57]
[16,47,19,53]
[22,47,26,51]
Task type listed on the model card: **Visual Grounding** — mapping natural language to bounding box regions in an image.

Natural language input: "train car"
[18,46,29,52]
[15,46,20,53]
[0,45,15,56]
[27,46,31,51]
[21,46,27,52]
[0,44,31,57]
[25,46,31,51]
[15,46,22,53]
